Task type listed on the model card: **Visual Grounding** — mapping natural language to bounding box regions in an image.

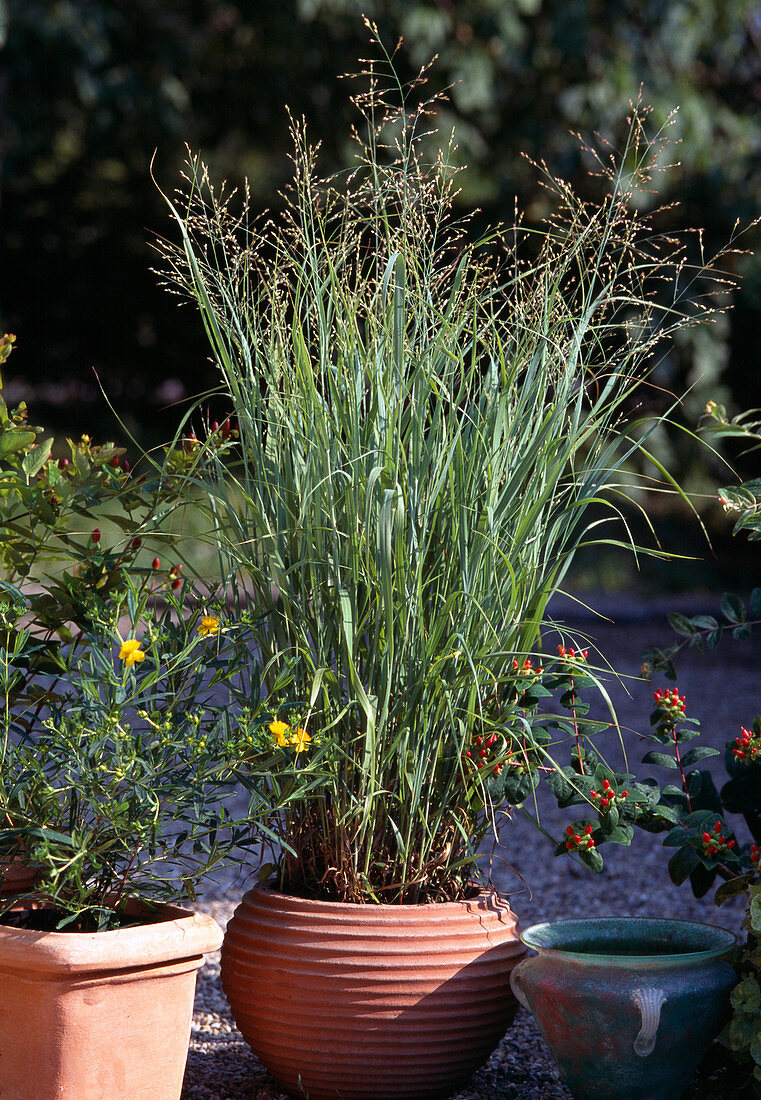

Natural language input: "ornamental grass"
[156,33,735,903]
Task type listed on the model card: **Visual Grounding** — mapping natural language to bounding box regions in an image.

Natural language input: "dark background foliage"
[1,0,760,479]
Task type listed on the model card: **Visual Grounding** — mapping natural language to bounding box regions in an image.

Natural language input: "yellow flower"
[289,727,312,754]
[198,615,221,637]
[269,719,290,747]
[119,638,145,669]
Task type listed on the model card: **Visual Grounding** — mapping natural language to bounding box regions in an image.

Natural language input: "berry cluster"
[653,687,686,723]
[556,645,588,663]
[701,821,735,859]
[564,824,596,851]
[590,778,628,812]
[463,732,504,776]
[731,726,761,765]
[751,844,760,872]
[168,564,184,591]
[511,657,544,676]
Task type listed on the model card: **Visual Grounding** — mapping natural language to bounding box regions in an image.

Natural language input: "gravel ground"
[181,596,758,1099]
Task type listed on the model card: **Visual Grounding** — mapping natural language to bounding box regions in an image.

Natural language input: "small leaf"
[579,846,604,873]
[715,876,753,906]
[690,615,719,631]
[721,593,745,624]
[668,845,700,885]
[680,746,720,767]
[733,624,752,641]
[689,862,717,899]
[21,437,53,478]
[604,823,633,845]
[668,612,697,637]
[642,750,678,769]
[0,429,36,459]
[749,587,761,619]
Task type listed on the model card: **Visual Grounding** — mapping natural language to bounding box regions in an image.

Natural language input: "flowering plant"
[0,348,274,931]
[0,568,268,932]
[157,36,732,903]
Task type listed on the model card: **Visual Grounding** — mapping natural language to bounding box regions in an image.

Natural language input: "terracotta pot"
[0,901,222,1100]
[221,882,526,1100]
[0,853,39,895]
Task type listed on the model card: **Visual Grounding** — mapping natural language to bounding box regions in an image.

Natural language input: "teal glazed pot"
[510,917,736,1100]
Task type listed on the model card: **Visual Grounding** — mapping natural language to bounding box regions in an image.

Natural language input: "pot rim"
[0,900,223,974]
[519,916,735,964]
[250,879,513,914]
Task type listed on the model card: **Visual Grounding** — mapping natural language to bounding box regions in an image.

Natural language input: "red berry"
[131,537,142,550]
[111,456,121,467]
[152,557,160,570]
[121,459,130,473]
[58,458,69,470]
[211,421,219,433]
[91,528,101,543]
[171,577,183,590]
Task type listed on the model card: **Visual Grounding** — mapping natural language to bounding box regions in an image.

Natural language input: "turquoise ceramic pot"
[510,917,736,1100]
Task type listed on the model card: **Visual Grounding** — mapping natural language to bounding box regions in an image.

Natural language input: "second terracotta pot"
[0,901,222,1100]
[221,882,525,1100]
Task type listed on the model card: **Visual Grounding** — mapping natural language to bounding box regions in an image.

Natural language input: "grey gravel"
[181,603,754,1099]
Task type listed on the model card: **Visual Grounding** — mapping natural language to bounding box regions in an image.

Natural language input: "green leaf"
[750,587,761,620]
[21,437,53,478]
[642,750,678,768]
[667,612,696,637]
[579,846,604,873]
[503,770,538,805]
[688,862,717,899]
[668,845,700,886]
[721,593,745,624]
[715,876,753,907]
[604,823,634,845]
[0,429,36,459]
[680,746,719,767]
[690,615,719,631]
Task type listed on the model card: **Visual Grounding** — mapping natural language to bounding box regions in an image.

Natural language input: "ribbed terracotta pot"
[221,882,526,1100]
[0,901,223,1100]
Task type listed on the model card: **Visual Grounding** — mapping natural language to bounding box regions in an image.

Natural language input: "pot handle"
[632,987,667,1057]
[509,960,530,1011]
